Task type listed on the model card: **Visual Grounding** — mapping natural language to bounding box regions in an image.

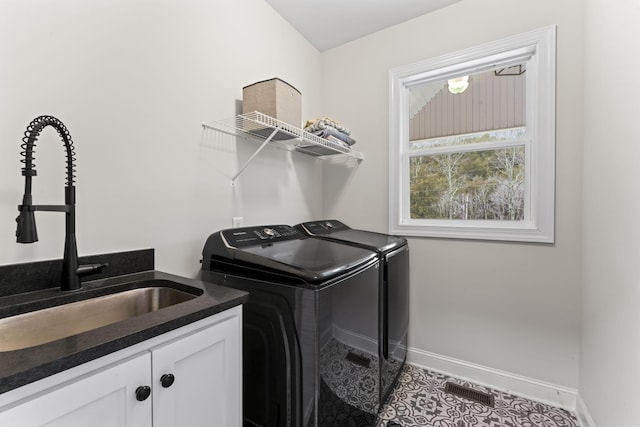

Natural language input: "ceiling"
[264,0,463,52]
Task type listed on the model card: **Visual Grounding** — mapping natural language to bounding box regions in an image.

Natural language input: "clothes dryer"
[294,220,409,405]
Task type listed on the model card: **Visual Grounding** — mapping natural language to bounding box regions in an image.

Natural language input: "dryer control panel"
[297,220,349,235]
[221,225,301,248]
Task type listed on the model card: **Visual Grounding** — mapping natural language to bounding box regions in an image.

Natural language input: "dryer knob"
[262,228,276,237]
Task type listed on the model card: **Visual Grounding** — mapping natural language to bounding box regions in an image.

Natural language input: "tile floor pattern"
[377,364,579,427]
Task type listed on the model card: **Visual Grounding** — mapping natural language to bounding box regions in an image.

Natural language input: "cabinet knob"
[135,385,151,401]
[160,373,175,388]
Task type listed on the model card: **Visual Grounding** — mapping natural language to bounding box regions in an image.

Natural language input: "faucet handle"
[77,263,109,277]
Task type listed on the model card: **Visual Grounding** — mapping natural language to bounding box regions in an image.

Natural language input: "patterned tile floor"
[378,364,579,427]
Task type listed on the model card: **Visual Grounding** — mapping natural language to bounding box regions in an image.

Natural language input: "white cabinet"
[0,306,242,427]
[152,310,240,427]
[0,353,152,427]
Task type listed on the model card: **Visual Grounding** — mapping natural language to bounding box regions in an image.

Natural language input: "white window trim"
[389,26,556,243]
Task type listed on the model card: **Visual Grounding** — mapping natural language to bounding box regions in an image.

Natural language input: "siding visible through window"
[409,67,526,140]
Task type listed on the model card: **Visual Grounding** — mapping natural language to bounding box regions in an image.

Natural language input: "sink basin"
[0,287,199,352]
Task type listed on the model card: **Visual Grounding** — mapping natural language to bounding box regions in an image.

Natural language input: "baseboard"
[332,324,378,355]
[576,394,596,427]
[407,346,578,411]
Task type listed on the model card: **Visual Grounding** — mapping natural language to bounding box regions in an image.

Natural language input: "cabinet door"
[0,352,152,427]
[152,312,241,427]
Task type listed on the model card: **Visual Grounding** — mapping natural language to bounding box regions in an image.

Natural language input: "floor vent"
[345,351,371,368]
[444,382,495,407]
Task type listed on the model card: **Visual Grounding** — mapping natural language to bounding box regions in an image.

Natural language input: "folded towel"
[324,135,350,150]
[311,127,356,146]
[304,117,351,135]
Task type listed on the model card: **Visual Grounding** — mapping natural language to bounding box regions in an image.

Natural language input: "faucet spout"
[15,115,103,292]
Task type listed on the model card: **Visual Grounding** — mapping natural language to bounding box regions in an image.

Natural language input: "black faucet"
[15,115,106,291]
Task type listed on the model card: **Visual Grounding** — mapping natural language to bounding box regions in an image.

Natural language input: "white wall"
[581,0,640,425]
[0,0,323,277]
[321,0,583,389]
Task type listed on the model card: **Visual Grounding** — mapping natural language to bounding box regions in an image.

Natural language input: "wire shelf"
[202,111,364,161]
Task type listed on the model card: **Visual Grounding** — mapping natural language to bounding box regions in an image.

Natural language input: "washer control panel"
[222,225,301,248]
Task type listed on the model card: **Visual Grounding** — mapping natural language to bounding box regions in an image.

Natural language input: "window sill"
[390,220,554,243]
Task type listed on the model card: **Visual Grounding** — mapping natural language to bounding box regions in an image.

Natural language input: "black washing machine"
[200,225,382,427]
[294,220,409,405]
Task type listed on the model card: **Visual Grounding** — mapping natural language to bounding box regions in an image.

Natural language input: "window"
[389,26,556,243]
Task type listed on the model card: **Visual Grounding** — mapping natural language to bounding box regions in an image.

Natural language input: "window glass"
[409,65,526,144]
[409,145,525,220]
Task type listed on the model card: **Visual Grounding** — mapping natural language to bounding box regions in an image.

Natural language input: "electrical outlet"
[232,217,243,228]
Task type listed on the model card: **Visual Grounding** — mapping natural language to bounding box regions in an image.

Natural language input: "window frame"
[389,26,556,243]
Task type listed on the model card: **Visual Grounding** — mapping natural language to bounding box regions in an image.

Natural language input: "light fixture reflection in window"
[447,76,469,94]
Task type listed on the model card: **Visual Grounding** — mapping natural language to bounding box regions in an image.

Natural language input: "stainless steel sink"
[0,287,199,352]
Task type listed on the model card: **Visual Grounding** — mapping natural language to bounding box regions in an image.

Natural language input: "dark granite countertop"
[0,270,248,395]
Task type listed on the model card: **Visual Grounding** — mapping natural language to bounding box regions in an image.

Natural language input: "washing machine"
[200,225,382,427]
[294,220,409,405]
